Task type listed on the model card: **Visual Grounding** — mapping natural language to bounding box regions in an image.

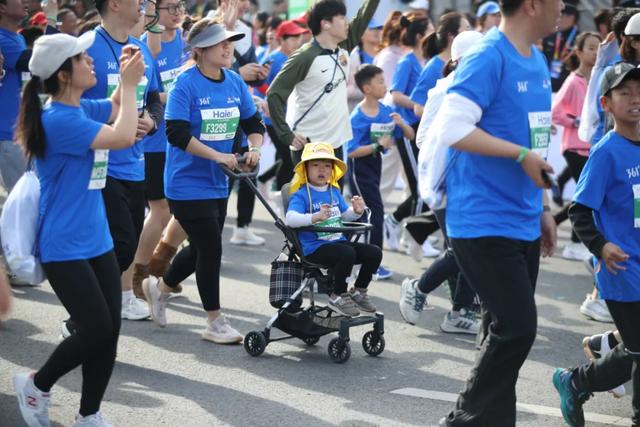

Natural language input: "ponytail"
[400,13,429,47]
[16,77,45,161]
[442,58,459,77]
[423,12,465,59]
[422,32,440,59]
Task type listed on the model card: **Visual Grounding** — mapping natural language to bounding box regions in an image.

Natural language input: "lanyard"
[553,26,577,60]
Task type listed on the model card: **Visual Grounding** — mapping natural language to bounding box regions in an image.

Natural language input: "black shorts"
[144,151,165,201]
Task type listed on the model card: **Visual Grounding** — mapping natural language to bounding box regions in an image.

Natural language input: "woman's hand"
[119,47,145,88]
[601,242,629,275]
[216,152,238,170]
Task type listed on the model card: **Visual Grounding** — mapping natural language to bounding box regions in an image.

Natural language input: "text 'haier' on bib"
[528,111,551,159]
[200,107,240,141]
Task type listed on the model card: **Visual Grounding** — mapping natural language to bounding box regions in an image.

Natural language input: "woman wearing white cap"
[143,17,265,344]
[12,32,145,427]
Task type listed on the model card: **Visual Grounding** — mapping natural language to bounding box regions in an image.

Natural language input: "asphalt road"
[0,189,633,427]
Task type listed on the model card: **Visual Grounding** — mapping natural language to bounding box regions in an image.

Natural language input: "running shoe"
[562,242,591,261]
[13,372,51,427]
[229,226,265,246]
[440,309,480,335]
[142,276,169,328]
[121,296,150,320]
[374,266,393,280]
[406,238,423,262]
[202,315,243,344]
[72,412,113,427]
[328,293,361,317]
[422,240,440,258]
[398,278,426,325]
[552,368,591,427]
[579,294,613,323]
[582,332,626,398]
[349,288,377,314]
[383,214,401,251]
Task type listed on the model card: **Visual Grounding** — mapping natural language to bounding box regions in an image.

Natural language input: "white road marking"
[390,388,631,426]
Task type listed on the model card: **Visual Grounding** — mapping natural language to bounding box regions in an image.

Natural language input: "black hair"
[20,26,44,49]
[442,59,458,77]
[94,0,107,15]
[611,8,640,45]
[57,7,76,22]
[563,31,602,71]
[399,13,429,47]
[307,0,347,36]
[79,19,100,34]
[422,11,464,59]
[499,0,523,17]
[255,11,269,27]
[17,57,75,161]
[620,35,640,63]
[594,9,612,32]
[354,64,383,92]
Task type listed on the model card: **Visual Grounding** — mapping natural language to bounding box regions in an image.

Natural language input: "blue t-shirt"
[410,55,445,106]
[347,102,402,186]
[573,131,640,302]
[0,29,27,141]
[84,27,160,180]
[260,49,288,127]
[390,51,422,126]
[446,28,552,241]
[37,99,114,262]
[140,29,188,153]
[288,185,349,255]
[164,67,256,200]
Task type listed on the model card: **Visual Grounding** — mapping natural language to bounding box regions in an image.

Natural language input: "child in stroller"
[286,142,383,317]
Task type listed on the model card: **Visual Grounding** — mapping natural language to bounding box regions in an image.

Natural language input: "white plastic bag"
[0,171,45,285]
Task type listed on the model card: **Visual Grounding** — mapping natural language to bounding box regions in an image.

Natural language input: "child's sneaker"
[13,372,51,427]
[328,293,360,317]
[73,412,113,427]
[399,278,426,325]
[374,266,393,280]
[202,315,243,344]
[349,288,377,314]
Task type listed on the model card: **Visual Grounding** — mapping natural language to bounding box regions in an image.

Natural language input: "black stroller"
[221,160,385,363]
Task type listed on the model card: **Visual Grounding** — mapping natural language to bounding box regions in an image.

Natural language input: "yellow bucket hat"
[289,141,347,195]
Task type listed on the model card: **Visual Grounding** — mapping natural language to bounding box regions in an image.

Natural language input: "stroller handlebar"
[218,153,260,179]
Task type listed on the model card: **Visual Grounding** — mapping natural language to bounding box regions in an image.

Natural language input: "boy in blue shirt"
[347,64,414,279]
[554,63,640,427]
[286,142,382,317]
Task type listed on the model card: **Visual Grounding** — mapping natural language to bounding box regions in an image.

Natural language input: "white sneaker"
[202,315,243,344]
[383,214,401,251]
[399,278,427,325]
[562,242,591,261]
[142,276,169,328]
[440,309,480,335]
[73,412,113,427]
[229,226,265,246]
[13,372,51,427]
[579,294,613,323]
[422,240,440,258]
[406,238,423,262]
[121,296,150,320]
[428,235,439,245]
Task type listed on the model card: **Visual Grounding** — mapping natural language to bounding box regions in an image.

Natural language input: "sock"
[122,290,134,304]
[607,332,620,349]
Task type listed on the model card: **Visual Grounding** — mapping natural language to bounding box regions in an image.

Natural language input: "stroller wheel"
[362,331,385,357]
[327,338,351,363]
[244,331,267,357]
[302,336,321,346]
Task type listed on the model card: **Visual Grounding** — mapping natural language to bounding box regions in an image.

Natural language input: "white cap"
[625,12,640,36]
[29,32,95,80]
[451,31,484,61]
[408,0,429,10]
[188,23,244,48]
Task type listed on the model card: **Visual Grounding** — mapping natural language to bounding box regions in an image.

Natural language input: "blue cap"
[477,1,500,18]
[367,19,383,30]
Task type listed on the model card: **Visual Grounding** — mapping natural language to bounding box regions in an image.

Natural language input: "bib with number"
[550,59,563,79]
[160,67,181,92]
[88,149,109,190]
[200,107,240,141]
[633,184,640,228]
[370,122,395,144]
[316,206,343,241]
[107,74,148,110]
[528,111,551,159]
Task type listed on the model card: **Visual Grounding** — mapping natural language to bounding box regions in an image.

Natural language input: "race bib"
[316,206,343,241]
[633,184,640,228]
[528,111,551,159]
[88,149,109,190]
[107,74,147,110]
[200,107,240,141]
[160,67,181,92]
[550,59,563,79]
[370,122,395,144]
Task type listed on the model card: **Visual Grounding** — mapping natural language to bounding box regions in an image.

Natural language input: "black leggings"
[393,125,427,221]
[306,241,382,294]
[553,151,588,243]
[228,146,257,228]
[34,251,121,417]
[164,199,228,311]
[265,125,294,190]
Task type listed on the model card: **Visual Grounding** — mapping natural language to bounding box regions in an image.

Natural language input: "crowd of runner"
[1,0,640,425]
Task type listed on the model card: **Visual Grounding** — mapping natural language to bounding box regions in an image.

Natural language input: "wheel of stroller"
[302,336,320,346]
[244,331,267,357]
[327,338,351,363]
[362,331,385,356]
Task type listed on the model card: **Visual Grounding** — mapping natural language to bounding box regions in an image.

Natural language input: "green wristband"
[516,147,529,163]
